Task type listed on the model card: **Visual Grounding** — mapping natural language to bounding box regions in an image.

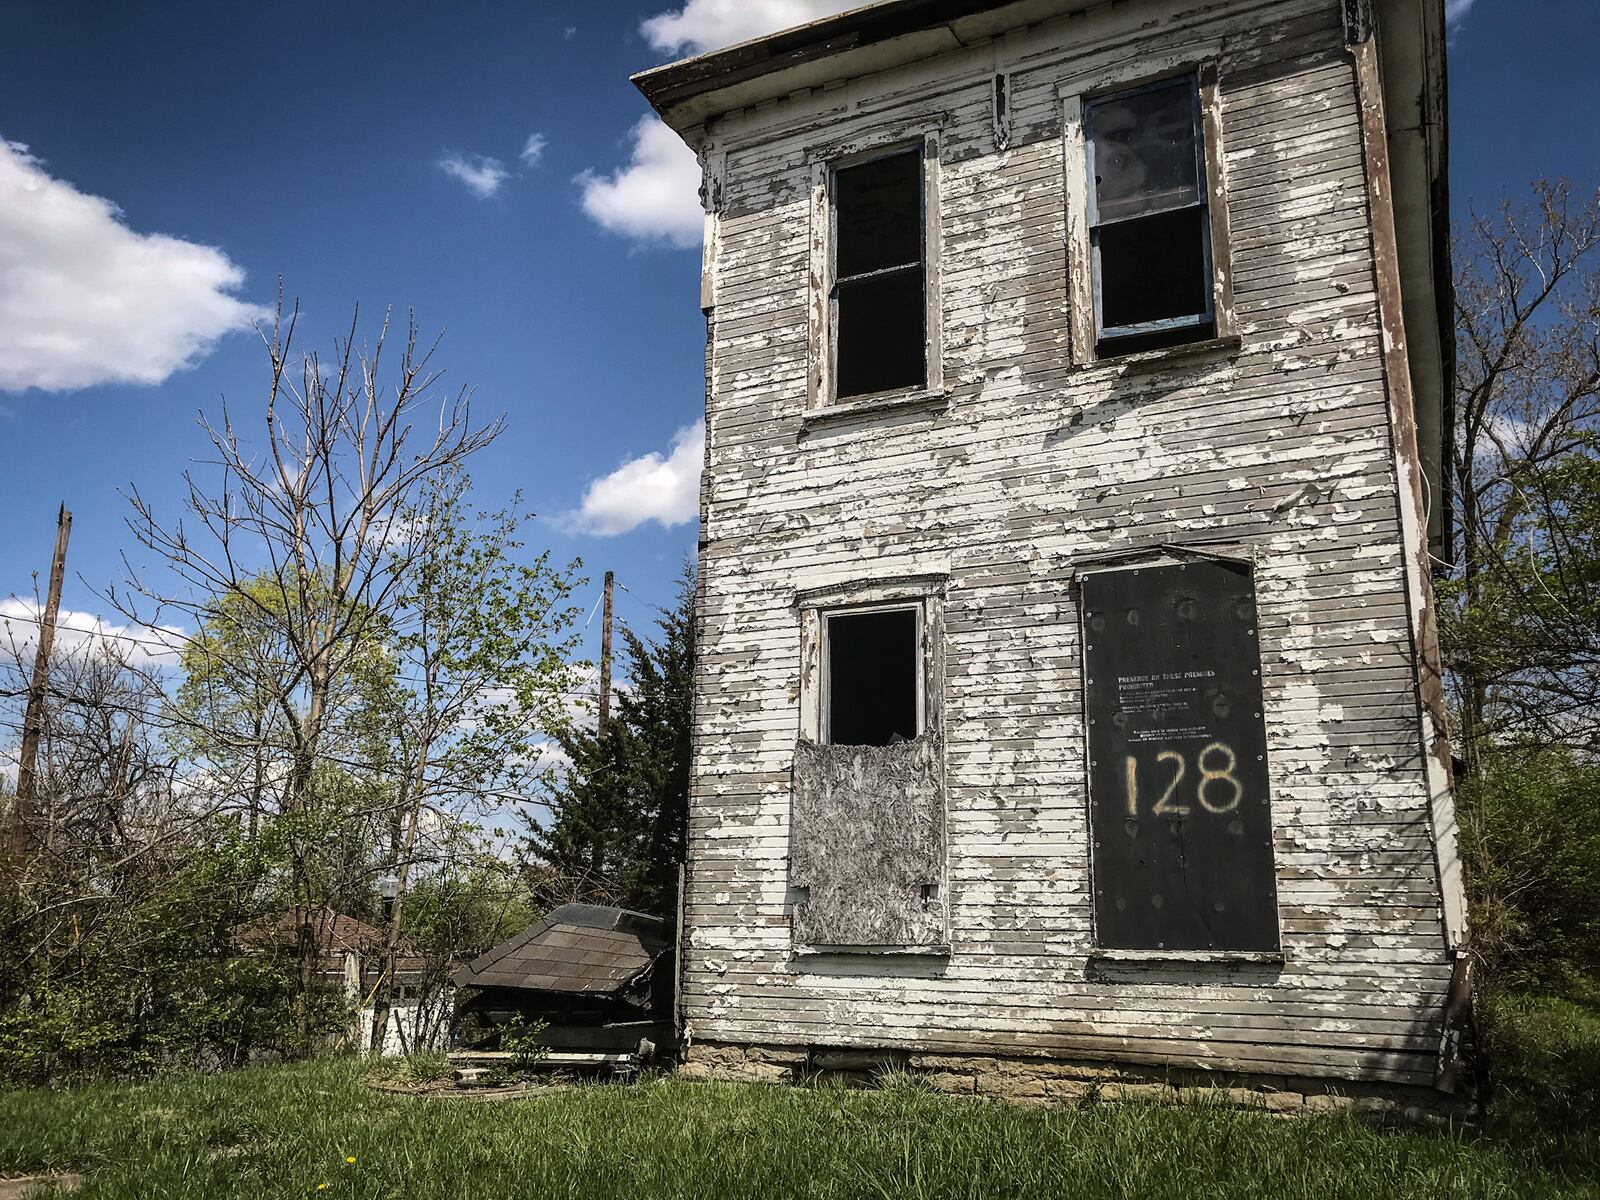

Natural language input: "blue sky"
[0,0,1596,672]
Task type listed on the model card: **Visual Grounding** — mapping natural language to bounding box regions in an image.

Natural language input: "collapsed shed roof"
[452,904,672,997]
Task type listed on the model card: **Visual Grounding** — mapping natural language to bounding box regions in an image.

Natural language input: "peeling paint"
[672,0,1463,1091]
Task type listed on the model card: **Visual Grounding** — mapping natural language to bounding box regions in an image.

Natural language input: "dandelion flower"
[346,1157,357,1165]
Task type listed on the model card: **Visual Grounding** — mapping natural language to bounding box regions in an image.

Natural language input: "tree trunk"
[369,736,431,1056]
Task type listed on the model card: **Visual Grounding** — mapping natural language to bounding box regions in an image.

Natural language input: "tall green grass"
[1482,993,1600,1180]
[0,1056,1594,1200]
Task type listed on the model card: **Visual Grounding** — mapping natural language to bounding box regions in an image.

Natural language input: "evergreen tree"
[526,562,694,916]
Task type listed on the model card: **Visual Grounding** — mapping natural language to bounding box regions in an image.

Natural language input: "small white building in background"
[241,908,452,1057]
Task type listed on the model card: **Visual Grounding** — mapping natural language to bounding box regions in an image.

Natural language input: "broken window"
[793,591,944,950]
[832,148,927,398]
[1086,76,1215,356]
[825,607,920,746]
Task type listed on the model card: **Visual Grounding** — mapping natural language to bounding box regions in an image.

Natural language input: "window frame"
[1085,75,1214,345]
[829,146,928,402]
[795,574,946,745]
[820,602,925,747]
[807,126,945,414]
[1062,59,1236,366]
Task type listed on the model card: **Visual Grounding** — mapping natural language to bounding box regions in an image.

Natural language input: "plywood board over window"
[790,577,948,952]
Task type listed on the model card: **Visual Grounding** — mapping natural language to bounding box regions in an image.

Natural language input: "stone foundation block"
[1262,1091,1306,1113]
[1304,1093,1356,1114]
[1042,1078,1093,1102]
[748,1046,809,1067]
[1097,1082,1177,1105]
[918,1071,978,1095]
[677,1042,1468,1125]
[1178,1086,1267,1109]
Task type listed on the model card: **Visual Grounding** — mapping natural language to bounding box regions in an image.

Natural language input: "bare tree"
[1447,180,1600,761]
[109,297,503,1045]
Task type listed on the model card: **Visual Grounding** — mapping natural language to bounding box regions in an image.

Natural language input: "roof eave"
[634,0,1084,139]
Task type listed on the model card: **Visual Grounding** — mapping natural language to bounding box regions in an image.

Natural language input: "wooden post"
[598,570,614,733]
[11,505,72,870]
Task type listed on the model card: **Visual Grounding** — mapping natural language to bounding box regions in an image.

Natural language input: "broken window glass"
[833,149,926,398]
[1087,76,1214,355]
[825,608,919,746]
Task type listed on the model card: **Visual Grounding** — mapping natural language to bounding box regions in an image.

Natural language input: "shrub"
[1458,749,1600,995]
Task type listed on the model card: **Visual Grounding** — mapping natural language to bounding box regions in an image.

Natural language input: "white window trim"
[795,574,947,744]
[806,123,946,413]
[1060,52,1236,366]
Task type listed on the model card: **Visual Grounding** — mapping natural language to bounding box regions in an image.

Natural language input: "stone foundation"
[676,1041,1475,1126]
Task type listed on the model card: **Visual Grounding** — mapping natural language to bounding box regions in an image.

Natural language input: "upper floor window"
[832,148,927,398]
[1086,76,1214,356]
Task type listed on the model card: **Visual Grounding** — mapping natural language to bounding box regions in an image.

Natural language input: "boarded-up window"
[1081,559,1279,952]
[833,149,927,398]
[1086,77,1215,356]
[791,735,944,948]
[792,588,946,950]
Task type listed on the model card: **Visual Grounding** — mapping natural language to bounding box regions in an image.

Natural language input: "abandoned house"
[635,0,1472,1107]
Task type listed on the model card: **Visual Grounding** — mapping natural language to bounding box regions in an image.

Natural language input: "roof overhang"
[635,0,1095,138]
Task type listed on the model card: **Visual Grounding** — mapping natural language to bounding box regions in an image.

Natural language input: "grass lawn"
[1,1045,1596,1200]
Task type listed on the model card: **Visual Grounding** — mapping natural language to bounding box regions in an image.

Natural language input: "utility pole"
[598,570,614,733]
[11,505,72,871]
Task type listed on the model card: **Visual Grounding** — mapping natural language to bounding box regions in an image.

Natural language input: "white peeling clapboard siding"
[686,0,1451,1086]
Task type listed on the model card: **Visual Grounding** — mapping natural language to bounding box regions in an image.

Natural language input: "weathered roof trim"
[634,0,1087,136]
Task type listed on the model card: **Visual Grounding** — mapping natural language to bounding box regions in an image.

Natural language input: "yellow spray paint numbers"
[1081,559,1280,952]
[1125,741,1243,817]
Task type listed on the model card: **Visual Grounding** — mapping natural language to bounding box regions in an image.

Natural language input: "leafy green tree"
[367,468,581,1052]
[1445,181,1600,762]
[1458,749,1600,997]
[112,304,503,1048]
[1442,181,1600,1007]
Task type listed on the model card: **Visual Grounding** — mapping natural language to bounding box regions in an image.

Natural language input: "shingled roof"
[452,904,672,997]
[235,908,427,972]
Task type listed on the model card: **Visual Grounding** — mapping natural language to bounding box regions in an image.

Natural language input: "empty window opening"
[1087,76,1214,356]
[825,608,919,746]
[833,149,927,398]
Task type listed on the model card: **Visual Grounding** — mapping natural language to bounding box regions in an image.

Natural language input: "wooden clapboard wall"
[683,0,1459,1088]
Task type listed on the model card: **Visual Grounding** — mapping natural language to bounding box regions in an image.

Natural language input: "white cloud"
[642,0,862,57]
[437,152,511,198]
[579,4,860,248]
[0,139,265,394]
[568,420,703,536]
[577,117,704,249]
[520,133,549,168]
[1445,0,1476,25]
[0,598,185,669]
